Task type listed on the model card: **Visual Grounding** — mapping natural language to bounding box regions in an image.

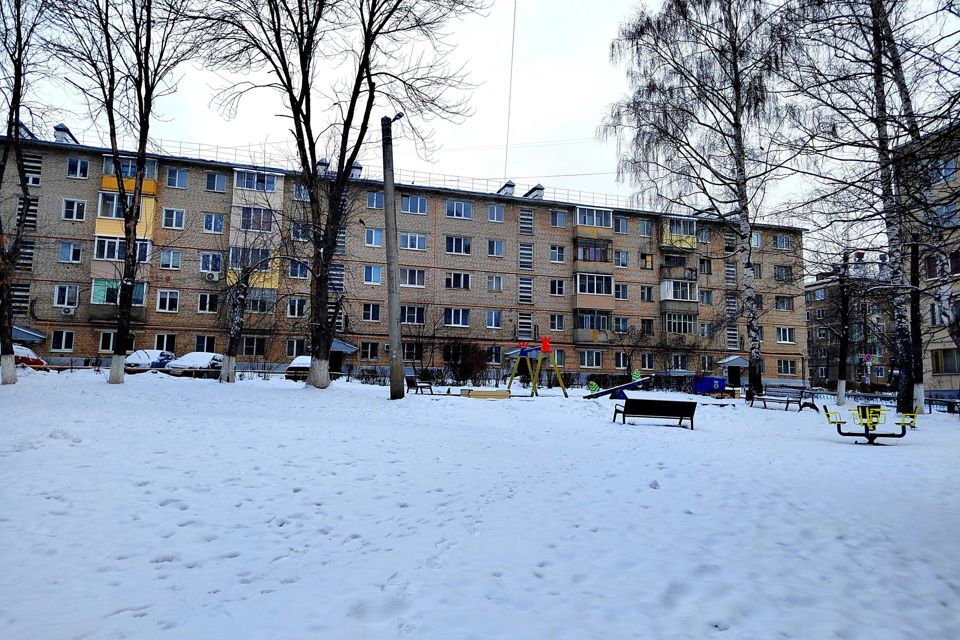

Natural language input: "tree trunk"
[307,355,331,389]
[0,273,16,385]
[219,355,236,383]
[220,277,248,383]
[837,252,850,404]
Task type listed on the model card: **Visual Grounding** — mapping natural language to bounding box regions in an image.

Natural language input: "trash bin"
[693,376,726,395]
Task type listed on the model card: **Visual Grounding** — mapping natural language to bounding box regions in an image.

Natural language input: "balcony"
[660,219,697,251]
[100,175,158,196]
[574,224,613,241]
[574,328,612,345]
[660,265,698,281]
[88,305,146,324]
[660,299,699,315]
[574,293,616,311]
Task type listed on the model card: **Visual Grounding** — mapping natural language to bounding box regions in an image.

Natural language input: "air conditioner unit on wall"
[61,306,76,316]
[204,272,220,282]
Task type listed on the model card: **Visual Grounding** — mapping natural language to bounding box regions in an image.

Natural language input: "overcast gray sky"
[58,0,642,201]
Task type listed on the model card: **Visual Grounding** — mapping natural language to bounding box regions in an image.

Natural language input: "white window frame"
[365,228,383,247]
[550,245,565,263]
[166,168,188,189]
[401,194,427,214]
[62,199,87,221]
[364,264,382,285]
[200,252,222,273]
[362,303,381,322]
[197,292,218,314]
[59,241,82,263]
[287,297,307,318]
[776,326,796,344]
[162,208,185,230]
[203,212,224,234]
[443,307,470,327]
[579,350,602,369]
[53,284,79,307]
[399,268,426,288]
[488,204,505,223]
[487,275,503,292]
[66,158,89,179]
[159,248,182,270]
[206,172,226,192]
[156,289,180,313]
[51,329,75,352]
[400,232,427,251]
[488,239,504,257]
[486,309,502,329]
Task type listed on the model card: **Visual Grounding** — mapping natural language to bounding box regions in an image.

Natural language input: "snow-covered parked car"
[165,352,223,378]
[14,344,47,370]
[124,349,175,372]
[285,355,311,381]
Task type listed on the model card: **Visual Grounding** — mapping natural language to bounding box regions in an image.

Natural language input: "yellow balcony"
[101,175,158,196]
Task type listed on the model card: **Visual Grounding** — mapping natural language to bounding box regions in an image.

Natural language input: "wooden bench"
[612,398,696,430]
[750,387,805,411]
[404,368,434,395]
[460,389,511,400]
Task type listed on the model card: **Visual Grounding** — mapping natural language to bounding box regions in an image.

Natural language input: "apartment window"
[446,236,472,255]
[576,207,612,228]
[91,279,146,306]
[51,330,75,352]
[550,245,566,263]
[235,171,276,192]
[343,339,373,362]
[699,258,712,275]
[615,284,629,300]
[358,227,383,248]
[153,333,176,352]
[364,265,382,285]
[519,208,534,234]
[773,234,792,250]
[159,249,182,270]
[67,158,89,179]
[577,310,609,330]
[576,238,609,262]
[751,231,761,247]
[752,264,763,279]
[579,350,602,368]
[638,219,652,237]
[576,273,613,295]
[287,298,307,318]
[287,259,308,279]
[95,237,150,262]
[519,243,534,270]
[554,349,565,367]
[487,275,503,292]
[103,157,158,179]
[206,172,226,192]
[400,305,425,325]
[614,316,629,333]
[775,296,794,311]
[242,336,266,357]
[613,352,629,370]
[665,280,697,301]
[487,309,502,329]
[402,343,423,362]
[699,289,713,305]
[245,288,277,313]
[198,292,218,313]
[240,207,273,231]
[289,221,311,242]
[668,218,696,237]
[445,272,471,289]
[203,213,224,234]
[640,353,655,369]
[635,285,653,302]
[399,268,425,287]
[54,284,79,307]
[550,313,565,331]
[166,168,188,189]
[551,210,566,228]
[549,279,566,296]
[487,345,502,365]
[446,200,473,219]
[367,191,384,209]
[400,233,427,251]
[518,277,534,304]
[699,322,713,337]
[98,192,134,219]
[160,208,185,230]
[614,251,629,268]
[875,366,886,378]
[99,331,115,353]
[59,242,82,263]
[777,359,798,375]
[156,289,180,312]
[229,247,271,271]
[359,303,380,322]
[816,308,825,320]
[401,194,427,214]
[776,327,796,343]
[640,253,653,270]
[488,204,505,223]
[774,265,793,282]
[697,227,711,244]
[614,216,629,234]
[663,313,696,334]
[815,289,825,301]
[444,308,470,327]
[672,354,689,370]
[62,199,86,221]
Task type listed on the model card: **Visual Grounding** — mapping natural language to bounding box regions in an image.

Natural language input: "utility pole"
[382,113,405,399]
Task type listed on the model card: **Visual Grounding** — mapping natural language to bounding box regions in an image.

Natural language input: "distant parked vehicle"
[285,355,311,381]
[13,344,48,370]
[124,349,175,372]
[165,352,223,378]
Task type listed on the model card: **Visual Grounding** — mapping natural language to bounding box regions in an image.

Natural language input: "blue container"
[693,376,726,395]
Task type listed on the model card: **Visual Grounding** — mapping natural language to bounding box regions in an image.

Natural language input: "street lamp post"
[382,113,405,399]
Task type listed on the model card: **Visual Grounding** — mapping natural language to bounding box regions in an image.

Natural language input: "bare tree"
[0,0,49,384]
[603,0,802,400]
[50,0,197,383]
[195,0,485,388]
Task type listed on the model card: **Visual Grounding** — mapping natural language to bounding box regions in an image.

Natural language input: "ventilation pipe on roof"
[53,123,78,144]
[522,183,544,199]
[497,180,515,196]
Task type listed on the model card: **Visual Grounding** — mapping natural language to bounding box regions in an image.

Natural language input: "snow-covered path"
[2,371,958,639]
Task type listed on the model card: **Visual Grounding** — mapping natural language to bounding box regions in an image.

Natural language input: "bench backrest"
[762,387,804,398]
[623,398,697,418]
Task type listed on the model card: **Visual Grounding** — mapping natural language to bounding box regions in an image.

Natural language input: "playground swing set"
[505,337,568,398]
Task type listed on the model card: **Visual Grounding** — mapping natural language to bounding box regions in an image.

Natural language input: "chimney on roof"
[497,180,515,196]
[523,183,544,200]
[53,123,78,144]
[350,161,362,178]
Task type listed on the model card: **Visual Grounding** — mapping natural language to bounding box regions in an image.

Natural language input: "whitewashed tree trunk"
[219,355,236,383]
[1,354,16,385]
[107,358,125,384]
[836,379,847,406]
[913,383,925,413]
[306,357,330,388]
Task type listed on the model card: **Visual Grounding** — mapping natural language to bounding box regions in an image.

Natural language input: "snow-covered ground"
[2,370,958,639]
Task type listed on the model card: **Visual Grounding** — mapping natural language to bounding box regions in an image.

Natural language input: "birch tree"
[604,0,799,400]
